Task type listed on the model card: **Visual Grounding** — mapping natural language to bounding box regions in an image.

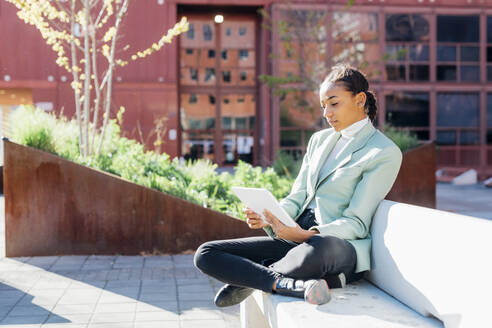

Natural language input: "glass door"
[179,13,257,165]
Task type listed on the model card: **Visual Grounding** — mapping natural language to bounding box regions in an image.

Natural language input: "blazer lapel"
[308,131,341,193]
[315,123,377,190]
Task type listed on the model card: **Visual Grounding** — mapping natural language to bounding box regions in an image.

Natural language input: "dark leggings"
[194,209,360,293]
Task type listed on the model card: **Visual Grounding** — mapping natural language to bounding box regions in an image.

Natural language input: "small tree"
[5,0,188,157]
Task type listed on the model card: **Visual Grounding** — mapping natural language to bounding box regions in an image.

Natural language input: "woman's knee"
[305,235,353,262]
[193,241,215,271]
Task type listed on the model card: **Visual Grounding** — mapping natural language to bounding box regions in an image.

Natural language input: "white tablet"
[231,187,297,227]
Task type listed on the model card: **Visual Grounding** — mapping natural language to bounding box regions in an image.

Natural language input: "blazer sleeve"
[309,145,402,240]
[263,133,317,237]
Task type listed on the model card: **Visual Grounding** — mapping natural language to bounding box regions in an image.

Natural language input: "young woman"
[194,63,403,306]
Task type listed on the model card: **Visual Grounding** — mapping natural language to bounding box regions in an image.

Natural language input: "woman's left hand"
[263,209,317,243]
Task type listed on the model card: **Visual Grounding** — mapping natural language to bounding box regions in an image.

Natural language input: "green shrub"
[11,105,294,221]
[11,106,57,154]
[382,124,420,152]
[273,150,303,179]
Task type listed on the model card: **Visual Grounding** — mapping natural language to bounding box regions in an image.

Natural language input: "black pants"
[194,208,361,293]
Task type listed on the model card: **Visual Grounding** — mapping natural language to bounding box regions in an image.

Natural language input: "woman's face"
[320,83,367,132]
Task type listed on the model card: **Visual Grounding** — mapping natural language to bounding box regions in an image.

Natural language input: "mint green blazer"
[267,122,402,273]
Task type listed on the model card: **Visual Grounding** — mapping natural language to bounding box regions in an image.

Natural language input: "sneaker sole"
[304,279,331,305]
[215,287,254,307]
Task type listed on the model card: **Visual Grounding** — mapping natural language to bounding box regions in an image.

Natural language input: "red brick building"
[1,0,491,177]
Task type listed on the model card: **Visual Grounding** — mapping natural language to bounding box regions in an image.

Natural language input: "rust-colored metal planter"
[3,140,262,257]
[386,141,436,208]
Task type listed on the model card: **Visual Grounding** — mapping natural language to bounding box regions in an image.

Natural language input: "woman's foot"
[274,277,331,305]
[214,284,254,307]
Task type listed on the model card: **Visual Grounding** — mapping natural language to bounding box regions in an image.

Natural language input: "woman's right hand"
[243,207,269,229]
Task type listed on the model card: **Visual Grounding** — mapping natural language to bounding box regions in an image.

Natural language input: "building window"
[385,92,430,140]
[222,117,232,129]
[208,50,215,58]
[189,94,197,104]
[189,68,198,81]
[221,50,228,60]
[186,49,193,55]
[204,68,215,82]
[239,27,246,36]
[205,118,215,129]
[222,71,231,83]
[333,12,379,80]
[187,24,195,40]
[239,50,249,60]
[385,14,430,81]
[436,16,480,82]
[437,92,479,145]
[226,28,231,36]
[203,24,213,41]
[209,95,216,105]
[240,71,247,81]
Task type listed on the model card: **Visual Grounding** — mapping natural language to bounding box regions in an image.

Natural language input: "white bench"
[240,200,492,328]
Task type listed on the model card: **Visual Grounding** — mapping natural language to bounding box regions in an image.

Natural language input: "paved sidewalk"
[0,254,239,328]
[436,182,492,220]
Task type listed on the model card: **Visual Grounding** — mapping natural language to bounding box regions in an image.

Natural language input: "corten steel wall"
[386,141,437,209]
[3,140,263,257]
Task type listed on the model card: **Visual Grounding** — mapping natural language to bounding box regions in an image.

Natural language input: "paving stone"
[135,310,179,321]
[105,280,141,289]
[69,281,106,289]
[0,314,48,325]
[105,269,121,280]
[102,287,140,298]
[140,284,175,294]
[42,324,86,328]
[25,257,59,266]
[0,296,23,306]
[45,313,92,324]
[87,255,117,261]
[180,319,227,328]
[1,325,41,328]
[179,291,215,301]
[141,279,175,287]
[0,305,13,316]
[81,270,110,281]
[150,267,174,279]
[180,308,223,320]
[178,284,215,293]
[136,300,178,312]
[8,304,54,317]
[51,303,96,315]
[90,312,135,323]
[31,280,71,290]
[93,302,137,313]
[97,292,137,304]
[138,292,177,302]
[175,277,210,285]
[88,323,134,328]
[135,321,179,328]
[61,290,102,299]
[179,300,216,311]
